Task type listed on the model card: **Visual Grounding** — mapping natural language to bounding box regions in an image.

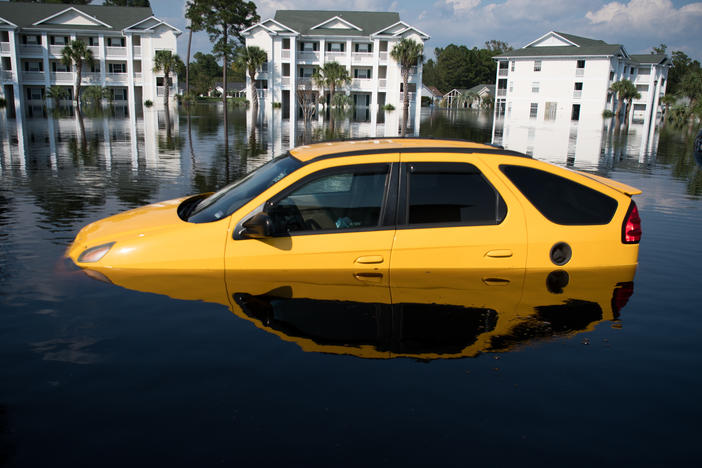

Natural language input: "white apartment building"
[242,10,429,131]
[492,31,669,131]
[0,2,180,117]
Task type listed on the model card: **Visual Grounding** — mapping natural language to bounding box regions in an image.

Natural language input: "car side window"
[403,162,507,226]
[268,164,389,234]
[499,164,617,225]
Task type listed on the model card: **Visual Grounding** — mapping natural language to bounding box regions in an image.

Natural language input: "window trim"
[397,162,508,229]
[262,162,397,237]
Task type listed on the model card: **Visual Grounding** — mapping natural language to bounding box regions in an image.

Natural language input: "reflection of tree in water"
[419,109,492,142]
[113,169,160,208]
[656,127,702,197]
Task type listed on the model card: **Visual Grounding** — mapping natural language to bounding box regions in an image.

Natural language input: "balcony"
[0,70,13,81]
[134,72,142,81]
[573,90,582,99]
[325,51,345,62]
[21,71,45,82]
[133,46,141,57]
[297,51,319,62]
[351,52,373,65]
[52,71,73,83]
[281,76,290,87]
[379,79,386,89]
[19,45,42,56]
[379,52,388,62]
[399,92,415,103]
[88,46,100,57]
[298,77,314,87]
[497,88,506,97]
[49,45,65,56]
[82,73,102,84]
[350,78,373,91]
[498,68,508,77]
[105,46,127,58]
[575,68,584,77]
[0,43,9,53]
[156,86,175,97]
[105,72,128,83]
[281,50,290,60]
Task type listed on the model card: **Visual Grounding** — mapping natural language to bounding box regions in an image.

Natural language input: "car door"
[389,152,527,273]
[224,154,399,282]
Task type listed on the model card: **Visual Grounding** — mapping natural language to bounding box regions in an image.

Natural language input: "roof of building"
[273,10,400,37]
[630,53,669,65]
[424,85,443,97]
[496,31,625,59]
[0,2,155,32]
[467,84,495,94]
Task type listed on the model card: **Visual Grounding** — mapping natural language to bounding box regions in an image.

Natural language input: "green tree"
[459,90,480,109]
[312,61,351,108]
[391,38,423,137]
[10,1,91,4]
[186,0,259,108]
[668,50,701,95]
[651,43,667,55]
[422,58,436,87]
[189,52,222,96]
[622,83,641,127]
[61,40,93,108]
[81,85,110,106]
[609,79,636,128]
[46,85,69,105]
[235,46,267,110]
[660,93,677,125]
[153,50,183,106]
[484,40,513,54]
[102,0,150,6]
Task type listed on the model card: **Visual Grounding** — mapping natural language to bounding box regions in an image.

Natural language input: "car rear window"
[500,165,617,225]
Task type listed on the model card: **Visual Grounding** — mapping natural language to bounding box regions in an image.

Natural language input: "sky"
[150,0,702,61]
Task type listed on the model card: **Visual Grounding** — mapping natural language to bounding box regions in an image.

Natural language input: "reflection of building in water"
[0,2,180,119]
[492,31,669,136]
[242,10,428,139]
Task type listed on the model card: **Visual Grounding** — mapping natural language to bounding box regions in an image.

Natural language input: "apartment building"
[0,2,180,116]
[492,31,669,130]
[242,10,429,130]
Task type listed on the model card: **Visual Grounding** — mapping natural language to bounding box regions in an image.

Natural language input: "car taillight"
[622,201,641,244]
[611,281,634,318]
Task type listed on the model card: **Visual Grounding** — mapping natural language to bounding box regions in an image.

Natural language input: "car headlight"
[77,242,115,263]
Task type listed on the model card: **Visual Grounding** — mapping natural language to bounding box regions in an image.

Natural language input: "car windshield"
[188,155,303,223]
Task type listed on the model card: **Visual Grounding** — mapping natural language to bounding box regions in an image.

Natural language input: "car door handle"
[485,249,513,258]
[482,277,511,286]
[354,272,384,283]
[354,255,384,264]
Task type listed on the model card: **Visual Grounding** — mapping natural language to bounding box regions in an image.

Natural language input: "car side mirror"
[239,212,273,239]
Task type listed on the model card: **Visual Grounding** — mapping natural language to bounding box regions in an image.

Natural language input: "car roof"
[288,138,527,163]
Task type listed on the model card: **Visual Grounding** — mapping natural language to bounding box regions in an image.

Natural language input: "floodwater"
[1,105,701,466]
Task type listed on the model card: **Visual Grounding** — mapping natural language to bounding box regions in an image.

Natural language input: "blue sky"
[150,0,702,61]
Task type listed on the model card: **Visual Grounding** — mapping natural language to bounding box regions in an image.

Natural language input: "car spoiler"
[574,171,642,196]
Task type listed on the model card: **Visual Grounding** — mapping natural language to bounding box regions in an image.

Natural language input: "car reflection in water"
[81,267,635,359]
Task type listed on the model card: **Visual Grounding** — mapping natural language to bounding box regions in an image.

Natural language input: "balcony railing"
[49,45,65,56]
[134,72,142,81]
[52,71,73,82]
[88,46,100,57]
[19,45,43,55]
[498,68,508,76]
[156,85,176,97]
[379,79,386,89]
[106,72,128,83]
[399,92,416,103]
[325,51,345,62]
[281,77,290,86]
[298,51,319,61]
[0,43,9,53]
[22,71,45,81]
[573,90,582,99]
[133,46,141,57]
[576,68,585,77]
[281,50,290,59]
[82,72,102,83]
[379,52,388,61]
[298,77,314,86]
[497,88,506,97]
[0,70,13,81]
[105,46,127,58]
[352,52,373,63]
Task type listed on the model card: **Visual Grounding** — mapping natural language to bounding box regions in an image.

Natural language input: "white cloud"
[444,0,482,14]
[586,0,702,29]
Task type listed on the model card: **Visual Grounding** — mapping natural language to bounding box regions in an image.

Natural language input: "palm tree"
[235,46,268,112]
[623,85,641,128]
[312,61,351,108]
[46,85,69,107]
[459,90,480,109]
[660,94,677,126]
[609,79,636,129]
[391,39,423,136]
[153,50,183,107]
[61,40,93,108]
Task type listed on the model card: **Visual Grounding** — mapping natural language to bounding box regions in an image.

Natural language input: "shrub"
[272,102,282,108]
[0,97,7,109]
[602,109,614,118]
[383,103,395,111]
[144,100,153,108]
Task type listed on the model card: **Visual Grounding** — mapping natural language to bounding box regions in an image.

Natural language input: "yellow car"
[67,139,642,273]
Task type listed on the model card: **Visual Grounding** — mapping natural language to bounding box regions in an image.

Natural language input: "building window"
[282,38,290,50]
[609,71,614,81]
[107,37,125,47]
[532,82,539,93]
[25,61,42,72]
[91,63,101,73]
[23,35,40,45]
[27,87,43,100]
[530,102,538,119]
[577,60,585,69]
[112,88,127,100]
[534,60,541,72]
[571,104,581,121]
[636,84,648,92]
[354,43,371,53]
[510,60,515,72]
[299,67,315,77]
[300,42,319,52]
[638,67,651,75]
[327,42,344,52]
[0,31,9,43]
[574,82,583,91]
[545,102,557,121]
[379,41,388,52]
[108,63,126,74]
[52,62,69,72]
[354,68,371,79]
[507,102,512,118]
[282,63,290,77]
[50,36,68,45]
[509,82,513,93]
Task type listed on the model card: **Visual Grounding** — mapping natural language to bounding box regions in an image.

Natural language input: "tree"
[668,51,701,96]
[152,50,183,106]
[622,84,641,127]
[186,0,259,108]
[236,46,267,111]
[609,79,636,128]
[312,62,351,108]
[46,85,69,106]
[660,93,677,125]
[10,1,91,4]
[391,38,423,137]
[484,40,513,54]
[651,43,667,55]
[103,0,150,6]
[61,40,93,108]
[189,52,222,96]
[458,90,480,109]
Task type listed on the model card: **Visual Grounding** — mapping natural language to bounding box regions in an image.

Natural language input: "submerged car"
[67,138,642,273]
